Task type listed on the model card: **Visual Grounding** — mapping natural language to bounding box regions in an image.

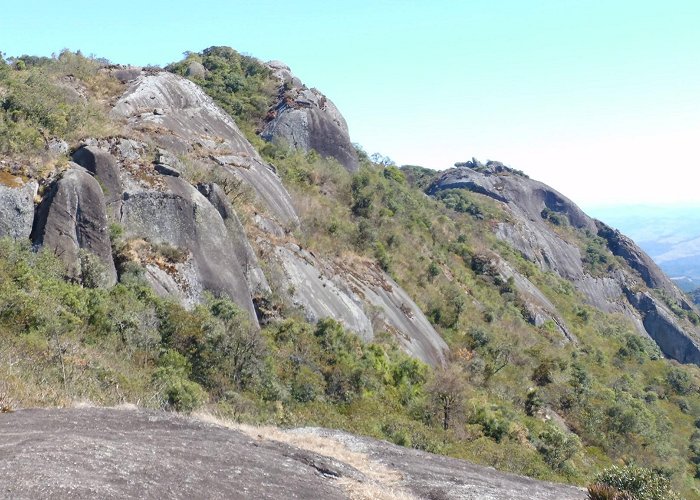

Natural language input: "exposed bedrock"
[31,166,117,286]
[0,179,37,240]
[428,163,700,365]
[110,71,298,226]
[119,176,258,324]
[266,241,448,366]
[262,60,359,172]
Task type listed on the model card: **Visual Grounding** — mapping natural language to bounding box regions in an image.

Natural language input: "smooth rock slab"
[120,177,257,322]
[111,72,298,226]
[0,408,586,500]
[0,408,346,500]
[303,428,587,500]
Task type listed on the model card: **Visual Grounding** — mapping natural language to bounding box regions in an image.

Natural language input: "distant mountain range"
[587,204,700,291]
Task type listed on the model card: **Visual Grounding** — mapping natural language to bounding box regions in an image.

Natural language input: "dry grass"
[192,412,417,499]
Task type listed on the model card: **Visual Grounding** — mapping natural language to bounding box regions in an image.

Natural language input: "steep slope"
[2,50,699,497]
[110,71,299,227]
[427,160,700,364]
[105,68,447,365]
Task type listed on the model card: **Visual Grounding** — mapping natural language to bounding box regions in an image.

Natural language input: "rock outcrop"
[109,72,446,365]
[265,241,448,366]
[31,166,117,286]
[626,291,700,364]
[197,182,271,298]
[0,407,586,500]
[110,71,298,226]
[71,146,122,207]
[120,176,257,322]
[0,179,37,240]
[428,162,700,365]
[262,61,359,172]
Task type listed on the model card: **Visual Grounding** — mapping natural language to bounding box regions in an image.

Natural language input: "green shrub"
[536,425,580,471]
[589,466,681,500]
[666,367,694,395]
[153,350,207,413]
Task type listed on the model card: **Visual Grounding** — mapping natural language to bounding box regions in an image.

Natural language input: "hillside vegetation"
[0,48,699,498]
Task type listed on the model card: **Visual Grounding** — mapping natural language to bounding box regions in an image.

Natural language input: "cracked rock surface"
[0,407,586,500]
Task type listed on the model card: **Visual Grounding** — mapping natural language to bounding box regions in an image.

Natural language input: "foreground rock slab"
[0,408,344,500]
[0,408,585,500]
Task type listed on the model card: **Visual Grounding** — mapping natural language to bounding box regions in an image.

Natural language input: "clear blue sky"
[2,1,699,208]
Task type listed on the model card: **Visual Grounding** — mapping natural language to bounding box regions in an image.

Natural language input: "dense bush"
[166,46,276,132]
[0,50,114,155]
[588,466,681,500]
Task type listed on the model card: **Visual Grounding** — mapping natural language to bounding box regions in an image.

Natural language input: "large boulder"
[0,178,37,240]
[31,166,117,286]
[262,61,359,172]
[185,61,206,78]
[71,146,122,208]
[119,176,258,323]
[110,72,298,227]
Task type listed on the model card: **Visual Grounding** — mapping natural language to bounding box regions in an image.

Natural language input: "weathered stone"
[111,72,298,226]
[267,242,448,366]
[262,61,359,172]
[0,407,586,500]
[0,180,37,240]
[197,183,271,297]
[428,166,596,232]
[109,67,142,83]
[46,138,69,155]
[120,176,258,323]
[626,290,700,364]
[429,164,700,365]
[271,243,374,340]
[71,146,122,205]
[185,60,206,78]
[31,167,117,286]
[154,163,181,177]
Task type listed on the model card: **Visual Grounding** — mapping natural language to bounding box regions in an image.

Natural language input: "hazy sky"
[2,1,699,209]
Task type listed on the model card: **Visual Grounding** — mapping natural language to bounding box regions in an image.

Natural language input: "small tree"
[427,364,467,431]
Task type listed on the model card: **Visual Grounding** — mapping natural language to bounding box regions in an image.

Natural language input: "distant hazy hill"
[588,205,700,290]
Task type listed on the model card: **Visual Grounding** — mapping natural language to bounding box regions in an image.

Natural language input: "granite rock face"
[262,60,359,172]
[108,72,448,364]
[31,167,117,286]
[197,182,271,298]
[71,146,122,208]
[428,163,700,365]
[626,290,700,364]
[0,407,586,500]
[264,241,448,366]
[0,179,37,240]
[119,176,257,322]
[110,71,298,227]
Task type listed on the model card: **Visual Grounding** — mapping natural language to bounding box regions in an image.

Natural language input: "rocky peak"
[429,163,595,231]
[428,160,700,365]
[261,60,359,172]
[110,71,299,227]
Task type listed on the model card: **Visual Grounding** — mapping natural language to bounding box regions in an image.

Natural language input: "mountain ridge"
[0,48,698,498]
